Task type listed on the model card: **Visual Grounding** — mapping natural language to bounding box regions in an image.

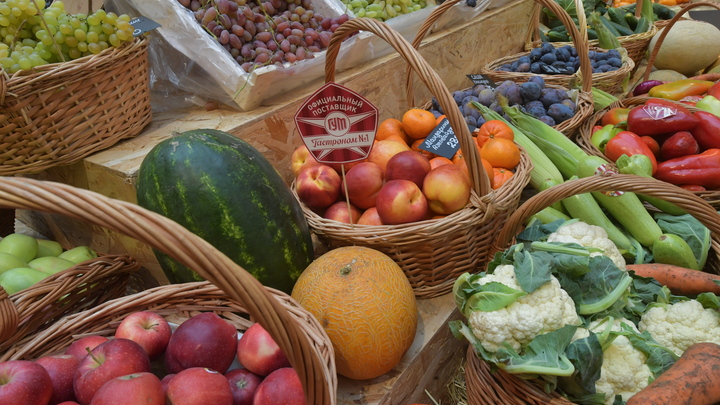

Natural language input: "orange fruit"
[491,167,514,190]
[480,138,521,170]
[376,118,410,145]
[435,115,446,125]
[410,138,436,160]
[476,120,514,149]
[402,108,438,140]
[291,246,418,380]
[429,156,453,170]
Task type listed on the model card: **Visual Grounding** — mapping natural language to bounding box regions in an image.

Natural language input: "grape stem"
[9,19,26,53]
[36,8,65,62]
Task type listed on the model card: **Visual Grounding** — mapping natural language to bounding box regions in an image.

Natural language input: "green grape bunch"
[0,0,136,74]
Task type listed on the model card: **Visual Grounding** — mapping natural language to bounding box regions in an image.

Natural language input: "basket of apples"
[0,177,336,405]
[291,18,533,299]
[0,233,141,355]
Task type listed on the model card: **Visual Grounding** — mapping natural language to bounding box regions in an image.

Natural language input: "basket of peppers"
[577,84,720,209]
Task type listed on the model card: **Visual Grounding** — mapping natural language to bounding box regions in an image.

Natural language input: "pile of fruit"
[495,43,623,75]
[0,0,135,73]
[176,0,350,72]
[0,310,303,405]
[292,108,522,226]
[339,0,434,21]
[428,75,578,130]
[0,233,98,294]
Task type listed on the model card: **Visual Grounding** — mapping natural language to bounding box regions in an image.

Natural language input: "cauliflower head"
[639,299,720,356]
[467,264,580,353]
[573,318,652,405]
[547,221,626,270]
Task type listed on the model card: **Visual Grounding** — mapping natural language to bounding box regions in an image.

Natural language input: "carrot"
[688,73,720,82]
[627,263,720,297]
[626,342,720,405]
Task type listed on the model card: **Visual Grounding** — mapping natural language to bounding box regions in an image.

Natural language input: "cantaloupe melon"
[648,20,720,77]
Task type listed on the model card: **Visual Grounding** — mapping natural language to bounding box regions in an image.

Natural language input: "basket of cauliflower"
[455,175,720,405]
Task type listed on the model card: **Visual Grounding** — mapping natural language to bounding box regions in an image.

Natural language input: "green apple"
[0,233,38,263]
[58,246,97,264]
[28,256,76,275]
[0,267,48,294]
[0,252,29,275]
[35,239,64,258]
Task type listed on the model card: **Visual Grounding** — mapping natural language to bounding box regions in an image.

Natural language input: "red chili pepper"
[601,107,630,126]
[640,136,660,159]
[680,184,707,192]
[654,149,720,189]
[690,111,720,150]
[707,82,720,99]
[626,99,699,136]
[604,131,658,175]
[647,79,716,101]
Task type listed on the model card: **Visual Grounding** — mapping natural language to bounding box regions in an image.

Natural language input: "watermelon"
[136,129,314,294]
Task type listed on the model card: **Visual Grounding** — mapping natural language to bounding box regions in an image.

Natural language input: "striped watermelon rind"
[136,129,314,294]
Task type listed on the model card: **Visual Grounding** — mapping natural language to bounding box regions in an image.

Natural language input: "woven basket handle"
[404,0,593,106]
[325,17,490,196]
[0,288,19,343]
[491,174,720,254]
[643,1,720,82]
[0,177,334,405]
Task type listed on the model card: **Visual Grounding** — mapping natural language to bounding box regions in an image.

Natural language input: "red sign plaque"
[294,82,378,164]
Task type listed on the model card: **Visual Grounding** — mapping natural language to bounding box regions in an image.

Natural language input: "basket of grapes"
[0,0,152,176]
[405,0,594,137]
[480,0,634,94]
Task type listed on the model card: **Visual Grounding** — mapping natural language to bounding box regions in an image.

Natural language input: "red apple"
[164,312,238,374]
[290,145,319,178]
[341,161,384,209]
[35,354,80,404]
[357,207,383,225]
[0,360,53,405]
[323,201,362,224]
[160,373,175,395]
[166,368,233,405]
[225,368,262,405]
[88,372,164,405]
[295,164,342,210]
[384,150,432,188]
[236,323,290,377]
[114,311,172,360]
[253,367,304,405]
[422,164,472,215]
[375,179,429,225]
[367,139,411,173]
[73,338,151,405]
[65,336,109,363]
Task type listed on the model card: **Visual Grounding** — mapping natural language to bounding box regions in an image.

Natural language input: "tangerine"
[291,246,418,380]
[480,138,521,169]
[476,120,514,149]
[402,108,438,140]
[429,156,453,170]
[376,118,410,145]
[492,167,514,190]
[410,138,435,160]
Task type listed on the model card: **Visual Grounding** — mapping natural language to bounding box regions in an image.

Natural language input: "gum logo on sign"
[295,82,378,164]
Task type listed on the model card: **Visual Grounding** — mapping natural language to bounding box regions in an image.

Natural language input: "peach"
[342,161,384,209]
[323,201,362,224]
[422,165,471,215]
[375,179,428,225]
[290,145,319,178]
[295,164,342,210]
[368,140,411,173]
[357,207,384,226]
[385,150,432,189]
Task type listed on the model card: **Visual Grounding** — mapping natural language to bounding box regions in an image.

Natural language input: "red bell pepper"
[640,136,660,159]
[601,107,630,126]
[707,81,720,99]
[647,79,716,101]
[626,98,699,136]
[654,149,720,189]
[604,131,658,175]
[680,184,707,192]
[690,111,720,150]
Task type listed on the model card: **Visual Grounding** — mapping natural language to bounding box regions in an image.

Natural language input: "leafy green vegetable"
[453,273,528,317]
[617,323,678,376]
[696,292,720,309]
[557,333,606,405]
[654,213,711,270]
[517,218,568,242]
[513,249,554,293]
[557,255,633,315]
[495,324,579,378]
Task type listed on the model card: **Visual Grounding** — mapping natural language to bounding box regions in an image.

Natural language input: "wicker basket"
[525,0,657,67]
[405,0,594,138]
[575,96,720,208]
[0,36,152,176]
[481,0,635,95]
[0,253,141,354]
[0,177,337,404]
[298,18,533,300]
[463,174,720,405]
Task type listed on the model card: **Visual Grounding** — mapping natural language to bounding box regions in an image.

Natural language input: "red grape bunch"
[177,0,350,72]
